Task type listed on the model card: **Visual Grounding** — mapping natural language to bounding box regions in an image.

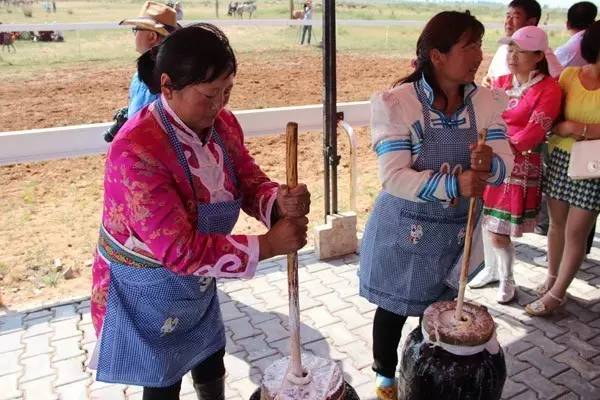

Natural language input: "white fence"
[0,101,370,166]
[0,18,562,32]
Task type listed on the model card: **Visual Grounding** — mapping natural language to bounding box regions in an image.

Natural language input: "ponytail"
[137,45,161,94]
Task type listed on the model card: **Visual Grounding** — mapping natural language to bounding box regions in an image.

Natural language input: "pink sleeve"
[223,112,279,228]
[510,81,562,153]
[106,138,259,279]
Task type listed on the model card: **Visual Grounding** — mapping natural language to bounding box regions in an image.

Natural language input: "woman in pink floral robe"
[91,24,309,399]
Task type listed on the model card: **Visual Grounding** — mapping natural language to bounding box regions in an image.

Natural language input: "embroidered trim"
[98,227,162,269]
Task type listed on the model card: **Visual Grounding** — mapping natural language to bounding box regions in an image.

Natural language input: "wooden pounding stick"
[455,129,488,321]
[286,122,303,378]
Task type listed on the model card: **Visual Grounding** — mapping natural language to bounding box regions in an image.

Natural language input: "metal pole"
[323,0,339,218]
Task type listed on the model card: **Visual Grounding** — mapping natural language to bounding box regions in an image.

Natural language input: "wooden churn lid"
[422,300,495,346]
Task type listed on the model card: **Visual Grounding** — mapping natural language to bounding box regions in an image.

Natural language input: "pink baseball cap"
[499,26,549,52]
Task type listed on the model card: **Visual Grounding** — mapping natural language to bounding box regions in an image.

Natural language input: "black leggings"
[142,348,225,400]
[372,307,422,379]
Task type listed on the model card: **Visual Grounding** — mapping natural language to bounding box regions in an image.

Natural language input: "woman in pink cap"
[470,26,562,304]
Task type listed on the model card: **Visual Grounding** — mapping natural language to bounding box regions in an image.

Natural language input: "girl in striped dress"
[358,11,514,400]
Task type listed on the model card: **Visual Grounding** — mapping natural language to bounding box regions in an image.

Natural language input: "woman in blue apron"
[90,24,310,400]
[358,12,514,400]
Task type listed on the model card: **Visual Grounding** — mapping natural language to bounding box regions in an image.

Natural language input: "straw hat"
[119,1,177,37]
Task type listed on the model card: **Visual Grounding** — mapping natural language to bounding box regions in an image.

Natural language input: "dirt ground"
[0,50,491,310]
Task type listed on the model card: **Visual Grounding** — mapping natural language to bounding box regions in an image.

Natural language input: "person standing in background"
[534,1,597,267]
[483,0,562,87]
[300,0,313,45]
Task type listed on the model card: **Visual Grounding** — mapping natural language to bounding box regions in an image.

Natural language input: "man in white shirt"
[555,1,597,68]
[483,0,562,86]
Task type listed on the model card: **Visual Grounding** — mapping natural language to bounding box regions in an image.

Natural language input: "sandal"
[534,273,557,296]
[525,290,567,316]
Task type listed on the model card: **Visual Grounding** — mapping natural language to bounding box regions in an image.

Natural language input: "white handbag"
[568,140,600,180]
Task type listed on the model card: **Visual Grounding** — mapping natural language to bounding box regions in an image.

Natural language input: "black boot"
[194,376,225,400]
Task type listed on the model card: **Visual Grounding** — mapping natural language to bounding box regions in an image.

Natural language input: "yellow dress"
[544,67,600,211]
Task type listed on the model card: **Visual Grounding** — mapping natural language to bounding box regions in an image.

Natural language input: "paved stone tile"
[247,276,276,295]
[333,307,371,330]
[79,312,92,326]
[347,295,377,315]
[329,280,360,299]
[504,338,534,357]
[553,369,600,400]
[516,348,569,378]
[238,303,280,326]
[508,389,538,400]
[557,317,600,341]
[88,385,126,400]
[0,373,21,400]
[521,332,567,357]
[79,322,96,345]
[254,291,289,310]
[0,313,24,333]
[20,375,57,400]
[23,310,53,322]
[523,316,568,339]
[227,374,261,400]
[555,333,600,360]
[53,355,89,387]
[0,330,24,353]
[254,318,289,344]
[51,305,78,322]
[311,269,348,285]
[0,349,22,377]
[249,354,283,375]
[302,338,347,361]
[298,292,323,311]
[228,317,261,342]
[505,354,531,376]
[54,378,89,400]
[19,353,54,383]
[555,350,600,381]
[6,248,600,400]
[229,289,262,307]
[303,306,340,329]
[315,292,353,313]
[512,368,567,399]
[220,301,245,322]
[564,300,599,323]
[302,280,334,298]
[23,318,53,338]
[51,319,81,342]
[339,340,371,370]
[321,322,360,347]
[501,378,528,399]
[236,335,278,362]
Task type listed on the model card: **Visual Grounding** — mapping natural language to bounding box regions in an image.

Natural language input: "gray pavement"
[1,232,600,400]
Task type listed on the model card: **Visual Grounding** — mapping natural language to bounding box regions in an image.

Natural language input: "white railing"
[0,18,562,32]
[0,101,370,166]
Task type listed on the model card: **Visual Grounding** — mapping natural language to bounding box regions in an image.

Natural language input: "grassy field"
[0,1,570,71]
[1,0,556,24]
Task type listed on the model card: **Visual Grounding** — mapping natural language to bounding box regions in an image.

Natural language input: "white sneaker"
[469,265,499,288]
[533,255,548,267]
[497,279,516,303]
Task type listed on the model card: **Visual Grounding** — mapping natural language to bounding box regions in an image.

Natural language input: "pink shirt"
[91,100,278,334]
[493,74,562,153]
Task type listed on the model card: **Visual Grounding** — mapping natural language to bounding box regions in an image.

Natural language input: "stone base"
[313,212,358,260]
[249,382,360,400]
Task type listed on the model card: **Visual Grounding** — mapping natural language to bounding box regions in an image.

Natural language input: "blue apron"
[359,81,483,316]
[96,99,242,387]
